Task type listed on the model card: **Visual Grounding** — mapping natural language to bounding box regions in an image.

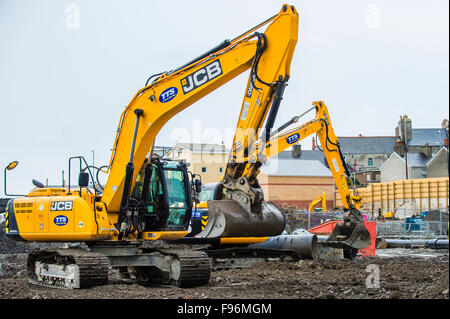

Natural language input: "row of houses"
[339,117,449,185]
[161,116,448,210]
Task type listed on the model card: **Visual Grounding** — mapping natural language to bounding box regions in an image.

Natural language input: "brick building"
[259,147,334,210]
[165,143,229,184]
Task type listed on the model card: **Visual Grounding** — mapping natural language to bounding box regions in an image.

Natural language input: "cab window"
[164,169,188,226]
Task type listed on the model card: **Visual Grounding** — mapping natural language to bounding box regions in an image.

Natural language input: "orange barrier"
[308,220,341,235]
[358,221,376,257]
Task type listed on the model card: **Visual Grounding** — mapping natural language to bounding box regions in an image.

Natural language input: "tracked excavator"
[186,101,370,252]
[5,4,300,289]
[308,193,327,214]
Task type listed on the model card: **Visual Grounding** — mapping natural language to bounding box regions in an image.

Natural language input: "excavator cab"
[127,158,194,234]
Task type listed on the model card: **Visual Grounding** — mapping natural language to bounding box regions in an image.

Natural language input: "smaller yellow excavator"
[308,192,326,214]
[189,101,370,250]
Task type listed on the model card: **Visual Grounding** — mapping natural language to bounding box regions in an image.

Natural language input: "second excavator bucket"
[195,200,285,238]
[324,207,371,250]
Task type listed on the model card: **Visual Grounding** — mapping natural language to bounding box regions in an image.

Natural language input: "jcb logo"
[50,201,73,211]
[181,60,222,94]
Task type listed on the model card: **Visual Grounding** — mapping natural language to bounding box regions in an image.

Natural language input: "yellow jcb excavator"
[308,192,327,214]
[189,101,370,250]
[5,4,300,289]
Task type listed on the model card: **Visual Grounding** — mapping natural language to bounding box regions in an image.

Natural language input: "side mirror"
[78,172,89,187]
[194,179,202,194]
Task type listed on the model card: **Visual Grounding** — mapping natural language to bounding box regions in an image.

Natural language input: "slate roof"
[408,128,448,147]
[152,145,172,157]
[337,136,397,154]
[405,152,430,167]
[275,150,328,167]
[382,150,442,169]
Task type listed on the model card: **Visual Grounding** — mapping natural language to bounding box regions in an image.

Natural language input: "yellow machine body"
[6,189,114,242]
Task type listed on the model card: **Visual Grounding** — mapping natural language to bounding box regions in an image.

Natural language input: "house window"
[202,167,207,173]
[422,168,427,178]
[368,158,373,167]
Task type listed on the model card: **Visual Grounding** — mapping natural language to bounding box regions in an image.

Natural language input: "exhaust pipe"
[249,234,318,260]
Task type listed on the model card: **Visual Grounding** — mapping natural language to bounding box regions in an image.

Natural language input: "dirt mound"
[0,221,31,254]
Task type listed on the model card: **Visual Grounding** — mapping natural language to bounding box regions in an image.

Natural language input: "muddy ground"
[1,221,448,300]
[1,252,448,300]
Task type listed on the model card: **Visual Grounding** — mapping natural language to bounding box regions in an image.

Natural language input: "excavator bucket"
[195,200,285,238]
[324,207,371,250]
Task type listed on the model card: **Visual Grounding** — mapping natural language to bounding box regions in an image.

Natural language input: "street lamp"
[92,150,95,187]
[4,161,24,196]
[6,161,18,171]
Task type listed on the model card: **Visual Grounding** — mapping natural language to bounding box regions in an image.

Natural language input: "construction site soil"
[1,222,448,300]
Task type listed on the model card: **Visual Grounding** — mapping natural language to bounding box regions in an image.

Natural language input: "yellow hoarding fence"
[335,177,449,212]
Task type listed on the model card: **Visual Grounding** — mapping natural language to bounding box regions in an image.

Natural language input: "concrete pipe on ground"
[249,234,319,260]
[385,239,449,249]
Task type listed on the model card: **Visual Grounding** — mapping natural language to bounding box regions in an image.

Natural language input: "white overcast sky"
[0,0,448,194]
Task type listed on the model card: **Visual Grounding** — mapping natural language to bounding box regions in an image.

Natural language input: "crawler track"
[27,248,109,289]
[134,248,212,288]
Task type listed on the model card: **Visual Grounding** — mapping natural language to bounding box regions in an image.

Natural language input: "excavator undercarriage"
[26,242,212,289]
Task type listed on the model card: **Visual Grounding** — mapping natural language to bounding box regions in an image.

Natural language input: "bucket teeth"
[195,200,285,238]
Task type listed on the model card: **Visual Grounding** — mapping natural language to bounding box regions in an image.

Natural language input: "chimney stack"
[397,115,412,144]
